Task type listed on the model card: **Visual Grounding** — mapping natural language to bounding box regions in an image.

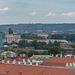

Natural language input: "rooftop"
[0,63,75,75]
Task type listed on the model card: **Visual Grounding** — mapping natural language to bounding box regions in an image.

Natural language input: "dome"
[1,51,17,56]
[8,28,13,34]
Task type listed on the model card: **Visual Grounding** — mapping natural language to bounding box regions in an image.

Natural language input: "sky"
[0,0,75,24]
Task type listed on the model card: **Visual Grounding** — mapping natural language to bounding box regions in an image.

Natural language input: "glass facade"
[0,32,3,47]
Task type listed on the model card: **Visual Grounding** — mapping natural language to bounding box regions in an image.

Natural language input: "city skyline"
[0,0,75,24]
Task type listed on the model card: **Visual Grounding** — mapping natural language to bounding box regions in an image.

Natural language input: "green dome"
[1,51,17,56]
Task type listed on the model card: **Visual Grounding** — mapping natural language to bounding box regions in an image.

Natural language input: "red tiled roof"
[43,57,75,63]
[41,57,75,66]
[0,63,75,75]
[4,56,32,62]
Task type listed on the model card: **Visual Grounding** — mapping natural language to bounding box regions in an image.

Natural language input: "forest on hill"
[0,23,75,33]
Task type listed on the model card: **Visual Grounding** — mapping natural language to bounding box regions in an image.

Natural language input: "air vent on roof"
[27,59,31,62]
[18,61,21,65]
[65,55,67,58]
[24,62,26,66]
[32,59,36,62]
[7,61,9,64]
[73,63,75,66]
[60,54,62,58]
[66,63,68,67]
[2,60,4,64]
[36,63,38,66]
[52,54,54,57]
[20,54,26,57]
[23,59,25,62]
[69,56,71,58]
[70,63,72,66]
[30,62,32,66]
[18,71,22,75]
[13,60,16,64]
[56,54,58,57]
[5,70,9,74]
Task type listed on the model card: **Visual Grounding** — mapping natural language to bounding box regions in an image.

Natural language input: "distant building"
[0,32,4,47]
[5,26,21,43]
[60,43,73,48]
[32,33,48,39]
[61,46,75,55]
[31,55,52,61]
[51,31,57,35]
[27,39,68,44]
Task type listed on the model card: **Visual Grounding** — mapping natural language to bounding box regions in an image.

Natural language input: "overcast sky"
[0,0,75,24]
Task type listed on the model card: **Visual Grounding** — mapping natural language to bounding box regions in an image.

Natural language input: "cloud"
[45,13,56,17]
[0,7,9,11]
[30,12,37,15]
[61,12,75,17]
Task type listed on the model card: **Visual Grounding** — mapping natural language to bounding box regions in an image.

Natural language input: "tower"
[6,26,9,43]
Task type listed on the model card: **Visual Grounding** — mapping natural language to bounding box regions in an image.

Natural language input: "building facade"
[0,32,3,47]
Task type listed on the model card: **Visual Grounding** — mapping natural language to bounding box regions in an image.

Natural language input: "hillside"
[0,23,75,33]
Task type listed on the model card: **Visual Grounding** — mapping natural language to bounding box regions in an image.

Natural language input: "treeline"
[18,40,60,50]
[21,34,45,40]
[49,34,75,42]
[5,46,62,57]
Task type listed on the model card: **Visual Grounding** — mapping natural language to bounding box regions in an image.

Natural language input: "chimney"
[69,56,71,58]
[66,63,68,67]
[23,59,25,62]
[70,63,72,66]
[60,54,62,58]
[52,54,54,57]
[13,60,16,64]
[32,59,36,62]
[56,54,58,57]
[24,62,26,66]
[36,63,38,66]
[30,62,32,66]
[73,63,75,66]
[2,60,4,64]
[27,59,31,62]
[23,54,26,57]
[18,61,21,65]
[65,55,67,58]
[7,60,10,64]
[18,71,22,75]
[5,70,9,74]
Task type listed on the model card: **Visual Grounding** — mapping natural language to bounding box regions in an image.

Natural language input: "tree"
[70,44,75,49]
[18,40,27,48]
[27,51,39,57]
[48,46,61,55]
[21,34,26,39]
[4,42,9,45]
[10,41,18,45]
[66,34,75,42]
[5,48,15,52]
[16,50,27,56]
[31,40,37,49]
